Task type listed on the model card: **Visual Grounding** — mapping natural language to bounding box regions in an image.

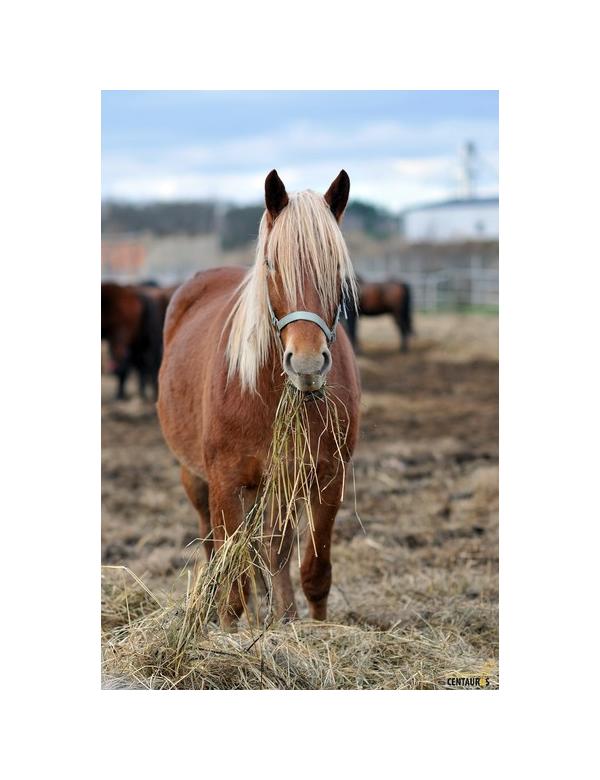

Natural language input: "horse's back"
[360,280,407,314]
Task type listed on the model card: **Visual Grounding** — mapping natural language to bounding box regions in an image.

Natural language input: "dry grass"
[102,567,498,690]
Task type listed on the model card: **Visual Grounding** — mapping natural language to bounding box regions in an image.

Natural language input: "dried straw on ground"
[101,567,498,690]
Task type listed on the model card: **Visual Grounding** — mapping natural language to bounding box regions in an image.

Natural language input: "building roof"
[402,196,499,215]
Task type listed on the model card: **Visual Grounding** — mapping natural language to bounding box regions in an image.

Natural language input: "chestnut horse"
[344,278,413,352]
[158,170,360,628]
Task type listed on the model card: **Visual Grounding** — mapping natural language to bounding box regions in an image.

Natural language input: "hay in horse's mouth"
[287,372,326,393]
[177,380,350,633]
[303,387,326,401]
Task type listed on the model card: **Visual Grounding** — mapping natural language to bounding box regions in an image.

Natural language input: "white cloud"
[109,171,267,202]
[102,118,498,210]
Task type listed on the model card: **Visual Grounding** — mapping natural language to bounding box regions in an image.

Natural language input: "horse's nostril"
[285,349,331,376]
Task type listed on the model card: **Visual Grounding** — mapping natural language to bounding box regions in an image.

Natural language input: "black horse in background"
[101,282,175,400]
[344,278,414,352]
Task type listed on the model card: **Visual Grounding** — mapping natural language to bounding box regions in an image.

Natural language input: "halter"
[266,294,342,345]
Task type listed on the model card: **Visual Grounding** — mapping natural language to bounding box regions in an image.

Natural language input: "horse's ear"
[265,169,289,221]
[324,170,350,222]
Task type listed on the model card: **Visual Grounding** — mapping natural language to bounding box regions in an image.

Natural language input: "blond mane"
[225,190,357,392]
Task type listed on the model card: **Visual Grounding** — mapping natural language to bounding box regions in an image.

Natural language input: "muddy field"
[102,313,498,688]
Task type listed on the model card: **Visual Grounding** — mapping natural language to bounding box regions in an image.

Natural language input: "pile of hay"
[101,568,498,689]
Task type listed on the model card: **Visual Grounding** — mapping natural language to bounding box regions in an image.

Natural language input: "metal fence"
[101,234,499,312]
[353,259,498,311]
[401,268,498,310]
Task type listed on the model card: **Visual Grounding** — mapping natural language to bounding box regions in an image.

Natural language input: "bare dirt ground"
[102,313,498,688]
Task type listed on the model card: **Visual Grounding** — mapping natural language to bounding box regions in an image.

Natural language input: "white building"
[402,197,499,243]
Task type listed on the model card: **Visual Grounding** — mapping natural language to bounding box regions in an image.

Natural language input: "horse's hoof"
[218,612,240,632]
[307,600,328,621]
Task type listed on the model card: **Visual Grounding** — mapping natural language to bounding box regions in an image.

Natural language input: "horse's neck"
[254,343,283,398]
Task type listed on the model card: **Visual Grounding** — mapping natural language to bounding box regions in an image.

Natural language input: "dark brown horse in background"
[344,278,413,352]
[158,170,360,629]
[101,282,176,400]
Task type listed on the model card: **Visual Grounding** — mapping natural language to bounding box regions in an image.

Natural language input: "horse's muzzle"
[283,348,331,392]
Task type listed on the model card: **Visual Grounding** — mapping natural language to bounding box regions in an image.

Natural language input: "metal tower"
[460,140,477,198]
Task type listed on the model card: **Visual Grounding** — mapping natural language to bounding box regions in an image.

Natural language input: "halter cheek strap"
[267,296,341,345]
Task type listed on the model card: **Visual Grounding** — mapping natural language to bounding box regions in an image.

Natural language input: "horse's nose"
[284,348,331,376]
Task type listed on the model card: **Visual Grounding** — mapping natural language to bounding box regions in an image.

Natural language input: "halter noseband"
[266,295,342,345]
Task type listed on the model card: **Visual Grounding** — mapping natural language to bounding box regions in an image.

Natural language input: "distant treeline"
[101,200,399,249]
[101,202,217,237]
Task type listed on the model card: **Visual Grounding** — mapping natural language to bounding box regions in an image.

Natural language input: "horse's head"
[263,170,354,392]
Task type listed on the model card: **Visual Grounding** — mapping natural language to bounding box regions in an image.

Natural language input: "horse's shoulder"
[164,266,247,344]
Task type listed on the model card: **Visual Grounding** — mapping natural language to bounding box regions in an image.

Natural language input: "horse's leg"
[209,481,256,630]
[112,346,131,399]
[394,310,408,352]
[115,365,129,400]
[137,368,147,400]
[151,369,159,402]
[181,467,213,561]
[300,477,343,620]
[265,510,298,622]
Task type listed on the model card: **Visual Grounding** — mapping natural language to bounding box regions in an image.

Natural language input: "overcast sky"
[102,91,498,211]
